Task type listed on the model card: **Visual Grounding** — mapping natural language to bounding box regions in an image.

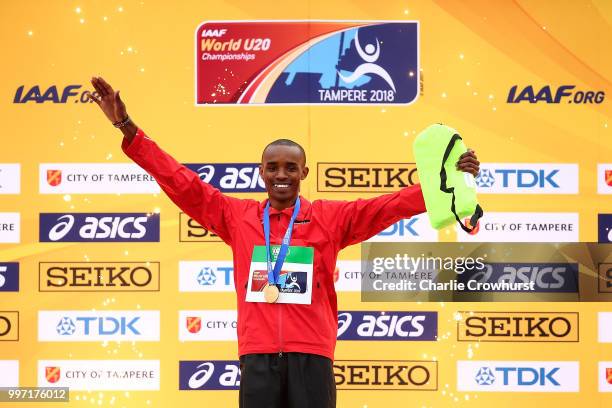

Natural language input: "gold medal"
[263,284,280,303]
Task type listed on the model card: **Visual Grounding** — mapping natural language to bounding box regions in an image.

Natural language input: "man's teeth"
[274,184,289,188]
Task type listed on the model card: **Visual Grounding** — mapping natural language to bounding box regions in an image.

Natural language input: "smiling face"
[259,144,309,210]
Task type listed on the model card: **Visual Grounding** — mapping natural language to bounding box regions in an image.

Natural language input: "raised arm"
[86,76,241,244]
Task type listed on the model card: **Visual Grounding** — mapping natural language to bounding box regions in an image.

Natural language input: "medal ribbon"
[263,198,301,287]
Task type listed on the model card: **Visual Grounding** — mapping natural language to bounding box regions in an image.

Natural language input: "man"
[87,76,479,407]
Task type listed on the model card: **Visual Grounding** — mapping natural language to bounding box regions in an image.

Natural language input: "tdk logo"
[337,311,437,341]
[379,218,418,236]
[179,361,240,390]
[55,316,140,336]
[367,215,438,242]
[13,85,98,104]
[458,361,579,392]
[185,164,265,192]
[474,164,578,194]
[475,366,559,386]
[39,213,160,242]
[201,29,227,37]
[39,311,159,342]
[507,85,605,104]
[197,267,217,286]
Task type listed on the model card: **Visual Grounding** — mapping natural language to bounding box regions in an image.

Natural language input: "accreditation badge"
[246,245,314,304]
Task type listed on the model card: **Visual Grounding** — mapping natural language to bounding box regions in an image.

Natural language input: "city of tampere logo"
[187,317,202,334]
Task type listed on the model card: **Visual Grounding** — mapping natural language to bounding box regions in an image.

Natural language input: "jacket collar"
[260,195,311,219]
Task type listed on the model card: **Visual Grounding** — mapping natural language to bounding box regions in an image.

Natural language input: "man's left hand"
[456,149,480,176]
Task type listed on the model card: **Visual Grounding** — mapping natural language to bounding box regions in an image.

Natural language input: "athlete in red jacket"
[88,77,480,408]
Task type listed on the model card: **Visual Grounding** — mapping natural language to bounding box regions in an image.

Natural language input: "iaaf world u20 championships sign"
[195,21,419,105]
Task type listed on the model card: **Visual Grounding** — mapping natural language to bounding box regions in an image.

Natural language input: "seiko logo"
[457,312,578,342]
[39,262,160,292]
[334,360,437,390]
[179,213,220,242]
[317,163,419,192]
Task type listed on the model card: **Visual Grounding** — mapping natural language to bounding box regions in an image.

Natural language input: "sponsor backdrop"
[0,0,610,407]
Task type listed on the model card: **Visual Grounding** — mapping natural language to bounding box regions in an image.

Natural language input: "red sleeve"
[322,184,427,249]
[122,128,242,245]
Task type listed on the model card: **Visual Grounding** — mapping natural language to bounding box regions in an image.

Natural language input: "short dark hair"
[262,139,306,164]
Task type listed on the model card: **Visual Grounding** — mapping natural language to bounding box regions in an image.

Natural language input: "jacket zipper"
[277,213,284,357]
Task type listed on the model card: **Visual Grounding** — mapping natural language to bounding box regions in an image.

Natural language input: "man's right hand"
[87,77,128,125]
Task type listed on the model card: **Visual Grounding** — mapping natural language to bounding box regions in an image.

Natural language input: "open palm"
[87,77,127,124]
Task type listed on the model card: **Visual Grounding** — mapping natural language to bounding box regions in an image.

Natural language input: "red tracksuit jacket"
[123,129,427,360]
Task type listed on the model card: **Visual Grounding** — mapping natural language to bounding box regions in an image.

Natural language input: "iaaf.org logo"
[184,163,264,192]
[13,85,99,104]
[39,164,160,194]
[507,85,605,104]
[178,310,237,341]
[334,360,437,390]
[317,163,419,193]
[0,311,19,341]
[457,263,579,293]
[179,261,234,292]
[38,311,159,342]
[39,262,160,292]
[456,312,579,342]
[196,21,419,105]
[0,262,19,292]
[457,212,579,242]
[179,213,221,242]
[179,361,240,390]
[0,164,20,194]
[599,362,612,392]
[474,164,578,194]
[457,361,579,392]
[38,360,160,390]
[0,361,19,387]
[336,311,437,341]
[366,214,438,242]
[597,164,612,194]
[39,213,160,242]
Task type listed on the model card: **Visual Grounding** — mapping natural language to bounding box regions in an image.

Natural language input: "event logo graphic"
[599,214,612,243]
[458,263,579,293]
[39,213,160,242]
[39,262,160,292]
[334,360,437,390]
[474,164,578,194]
[336,311,437,340]
[13,85,98,104]
[179,213,221,242]
[0,164,21,194]
[457,361,579,392]
[197,267,217,286]
[608,368,612,385]
[39,311,159,341]
[0,263,19,292]
[196,21,419,105]
[317,163,419,192]
[596,164,612,194]
[457,312,579,342]
[179,361,241,390]
[600,363,612,392]
[0,312,18,341]
[184,163,264,192]
[507,85,605,104]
